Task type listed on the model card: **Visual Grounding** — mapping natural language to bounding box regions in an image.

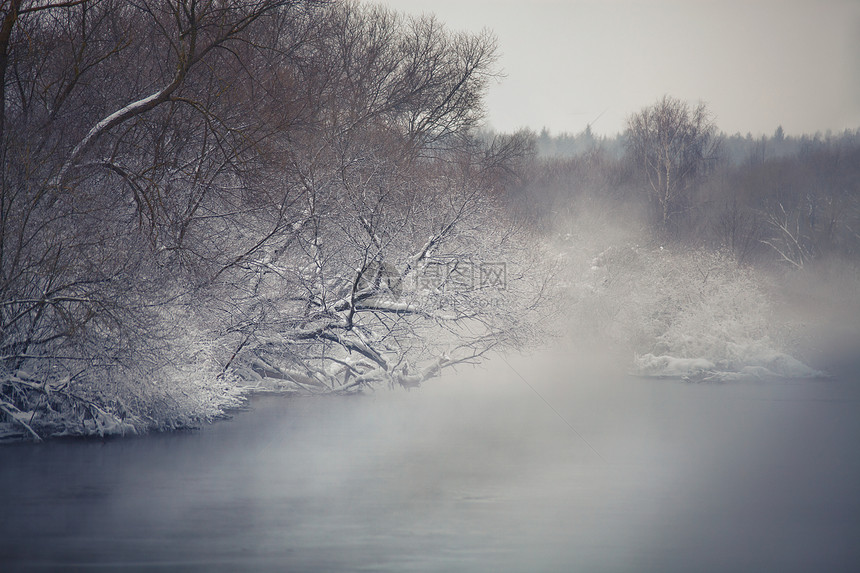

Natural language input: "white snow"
[725,341,825,378]
[633,354,715,377]
[632,344,825,381]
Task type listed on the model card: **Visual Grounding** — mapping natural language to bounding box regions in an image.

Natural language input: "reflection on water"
[1,347,859,572]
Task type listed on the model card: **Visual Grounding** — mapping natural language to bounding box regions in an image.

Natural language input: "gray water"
[2,346,859,572]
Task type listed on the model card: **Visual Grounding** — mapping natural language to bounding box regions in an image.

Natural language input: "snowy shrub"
[565,240,821,380]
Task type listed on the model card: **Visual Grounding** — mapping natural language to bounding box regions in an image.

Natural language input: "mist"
[4,335,859,571]
[2,1,860,571]
[4,193,860,570]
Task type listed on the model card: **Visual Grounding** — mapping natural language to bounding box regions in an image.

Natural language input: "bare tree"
[1,0,553,439]
[626,95,720,233]
[226,145,552,393]
[760,202,812,269]
[212,3,550,393]
[0,0,322,439]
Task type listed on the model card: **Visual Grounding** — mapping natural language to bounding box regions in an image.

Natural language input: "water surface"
[2,347,859,572]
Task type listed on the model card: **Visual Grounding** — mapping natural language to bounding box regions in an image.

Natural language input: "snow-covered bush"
[565,239,822,380]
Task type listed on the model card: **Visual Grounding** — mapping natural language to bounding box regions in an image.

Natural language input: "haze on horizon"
[380,0,860,137]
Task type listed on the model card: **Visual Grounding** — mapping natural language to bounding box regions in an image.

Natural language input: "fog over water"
[2,1,860,570]
[2,336,859,572]
[4,183,859,571]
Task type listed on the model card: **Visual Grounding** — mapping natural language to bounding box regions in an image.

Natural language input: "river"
[2,345,859,572]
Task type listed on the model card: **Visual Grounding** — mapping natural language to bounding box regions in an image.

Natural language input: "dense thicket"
[0,0,548,440]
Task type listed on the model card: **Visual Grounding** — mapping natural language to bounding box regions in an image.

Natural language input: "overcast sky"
[379,0,860,137]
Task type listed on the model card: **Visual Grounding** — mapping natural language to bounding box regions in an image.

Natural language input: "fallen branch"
[0,399,43,442]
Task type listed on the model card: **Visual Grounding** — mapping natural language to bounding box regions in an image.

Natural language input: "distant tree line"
[505,97,860,267]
